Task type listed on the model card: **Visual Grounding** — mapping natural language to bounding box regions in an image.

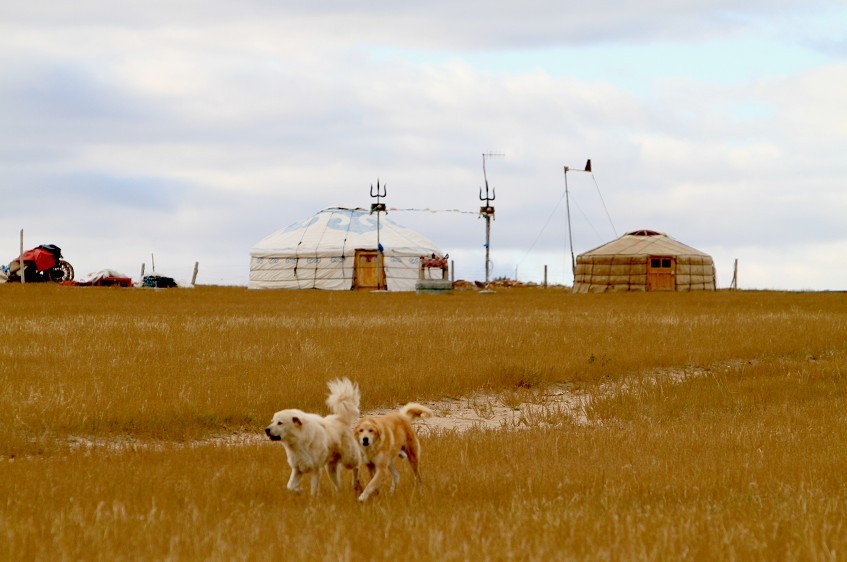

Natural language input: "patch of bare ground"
[412,362,742,434]
[47,362,743,458]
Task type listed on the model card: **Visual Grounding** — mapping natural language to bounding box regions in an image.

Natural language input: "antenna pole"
[479,152,503,290]
[564,167,575,278]
[563,159,591,285]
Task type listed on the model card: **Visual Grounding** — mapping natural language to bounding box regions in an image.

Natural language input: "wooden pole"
[151,253,155,273]
[564,169,575,281]
[19,229,25,284]
[731,259,738,290]
[451,260,454,283]
[140,263,145,281]
[191,261,199,285]
[544,265,548,288]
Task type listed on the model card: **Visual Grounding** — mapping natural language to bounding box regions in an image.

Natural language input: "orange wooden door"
[647,256,675,291]
[354,250,386,290]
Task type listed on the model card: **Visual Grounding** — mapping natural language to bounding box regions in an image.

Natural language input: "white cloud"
[1,2,845,289]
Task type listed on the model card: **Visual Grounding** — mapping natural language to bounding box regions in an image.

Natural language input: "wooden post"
[140,263,145,281]
[191,261,199,285]
[544,265,548,288]
[451,260,454,283]
[730,259,738,290]
[19,229,24,284]
[151,254,155,273]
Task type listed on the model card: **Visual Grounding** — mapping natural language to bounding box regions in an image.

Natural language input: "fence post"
[19,229,24,284]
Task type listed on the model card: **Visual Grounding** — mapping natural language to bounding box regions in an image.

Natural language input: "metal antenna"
[563,159,591,283]
[370,179,388,290]
[479,152,503,289]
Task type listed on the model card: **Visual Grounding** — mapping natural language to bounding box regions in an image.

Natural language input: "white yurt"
[573,229,716,293]
[249,207,445,291]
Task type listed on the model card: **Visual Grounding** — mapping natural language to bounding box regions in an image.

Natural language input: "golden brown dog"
[354,402,433,502]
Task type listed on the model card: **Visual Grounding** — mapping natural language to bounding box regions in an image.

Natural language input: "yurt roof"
[579,230,711,258]
[250,207,442,257]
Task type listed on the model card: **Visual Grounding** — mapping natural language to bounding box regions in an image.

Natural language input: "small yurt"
[249,207,445,291]
[573,230,716,293]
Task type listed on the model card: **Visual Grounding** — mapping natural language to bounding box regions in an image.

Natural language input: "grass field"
[1,284,846,560]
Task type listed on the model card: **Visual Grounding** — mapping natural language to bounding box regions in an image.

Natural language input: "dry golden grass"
[1,284,846,560]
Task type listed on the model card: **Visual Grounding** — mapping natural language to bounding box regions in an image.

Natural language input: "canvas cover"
[249,207,444,291]
[573,230,716,293]
[22,245,60,272]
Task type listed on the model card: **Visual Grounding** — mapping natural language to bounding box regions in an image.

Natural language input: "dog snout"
[361,437,369,447]
[265,427,282,441]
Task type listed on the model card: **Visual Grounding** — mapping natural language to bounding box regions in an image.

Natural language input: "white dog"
[265,378,362,496]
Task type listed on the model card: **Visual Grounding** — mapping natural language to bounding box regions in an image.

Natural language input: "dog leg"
[389,460,400,493]
[405,445,422,484]
[352,465,363,495]
[309,471,321,496]
[325,462,342,491]
[358,466,387,502]
[362,462,380,498]
[287,470,304,493]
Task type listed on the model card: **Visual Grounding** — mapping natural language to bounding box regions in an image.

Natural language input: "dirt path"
[363,363,712,435]
[57,364,718,455]
[371,382,590,435]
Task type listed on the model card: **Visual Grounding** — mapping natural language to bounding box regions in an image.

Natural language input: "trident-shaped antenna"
[479,152,502,211]
[369,178,388,290]
[370,179,387,214]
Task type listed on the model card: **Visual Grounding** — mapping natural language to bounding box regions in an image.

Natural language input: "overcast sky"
[2,1,845,289]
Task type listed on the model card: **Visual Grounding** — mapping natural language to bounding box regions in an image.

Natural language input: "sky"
[1,1,845,290]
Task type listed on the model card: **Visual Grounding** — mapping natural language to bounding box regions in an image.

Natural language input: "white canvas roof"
[249,207,444,291]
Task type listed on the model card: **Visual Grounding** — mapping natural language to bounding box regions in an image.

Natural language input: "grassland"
[1,284,845,560]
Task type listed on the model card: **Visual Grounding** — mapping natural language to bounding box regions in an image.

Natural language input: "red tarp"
[21,248,57,272]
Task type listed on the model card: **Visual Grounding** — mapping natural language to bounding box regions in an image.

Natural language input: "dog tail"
[326,377,361,425]
[399,402,434,421]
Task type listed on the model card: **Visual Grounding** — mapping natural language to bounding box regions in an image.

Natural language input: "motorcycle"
[6,244,75,283]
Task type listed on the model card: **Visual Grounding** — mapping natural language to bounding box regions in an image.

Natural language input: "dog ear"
[292,416,302,427]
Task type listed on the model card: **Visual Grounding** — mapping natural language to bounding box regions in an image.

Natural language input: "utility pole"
[479,152,503,290]
[563,159,591,282]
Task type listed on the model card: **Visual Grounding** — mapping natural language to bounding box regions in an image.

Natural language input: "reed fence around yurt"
[574,253,716,292]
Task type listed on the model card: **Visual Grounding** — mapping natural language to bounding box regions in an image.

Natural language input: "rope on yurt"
[339,208,354,286]
[308,208,339,289]
[378,214,442,285]
[292,214,313,289]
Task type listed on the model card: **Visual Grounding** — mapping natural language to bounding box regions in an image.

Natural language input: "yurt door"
[647,256,676,291]
[354,249,387,290]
